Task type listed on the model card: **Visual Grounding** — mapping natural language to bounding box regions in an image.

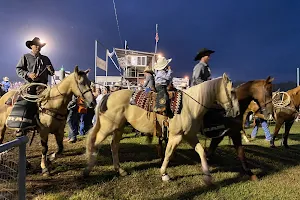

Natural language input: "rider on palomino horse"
[192,48,215,86]
[153,57,173,118]
[11,37,55,136]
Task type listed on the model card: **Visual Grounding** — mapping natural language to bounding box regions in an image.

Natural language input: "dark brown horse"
[205,76,274,180]
[270,86,300,148]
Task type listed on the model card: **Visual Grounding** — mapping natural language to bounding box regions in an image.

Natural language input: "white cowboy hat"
[3,77,9,81]
[153,57,172,71]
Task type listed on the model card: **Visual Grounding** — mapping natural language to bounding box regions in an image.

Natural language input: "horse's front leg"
[49,129,64,161]
[270,119,284,148]
[184,134,213,186]
[282,120,294,148]
[111,130,127,176]
[0,124,6,144]
[160,133,182,182]
[40,131,50,176]
[231,134,257,181]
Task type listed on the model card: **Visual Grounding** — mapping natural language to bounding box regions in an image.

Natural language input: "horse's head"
[217,73,240,117]
[71,66,96,108]
[251,76,274,120]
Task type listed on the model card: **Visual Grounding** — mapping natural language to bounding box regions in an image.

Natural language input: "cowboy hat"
[144,66,154,74]
[114,82,122,87]
[194,48,215,61]
[3,77,9,81]
[179,82,187,88]
[153,57,172,71]
[26,37,46,49]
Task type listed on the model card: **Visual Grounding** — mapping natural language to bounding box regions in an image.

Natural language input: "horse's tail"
[86,102,101,157]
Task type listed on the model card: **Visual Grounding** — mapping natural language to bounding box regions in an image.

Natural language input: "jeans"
[67,108,79,140]
[79,108,95,135]
[251,119,272,140]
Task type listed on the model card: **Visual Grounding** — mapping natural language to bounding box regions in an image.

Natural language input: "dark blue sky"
[1,0,300,82]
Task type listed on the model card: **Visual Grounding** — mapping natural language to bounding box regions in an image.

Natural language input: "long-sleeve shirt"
[1,81,11,92]
[143,73,155,88]
[192,61,211,86]
[155,69,172,86]
[16,53,54,84]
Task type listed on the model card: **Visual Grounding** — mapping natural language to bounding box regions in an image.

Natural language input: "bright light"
[157,53,163,58]
[39,39,46,44]
[184,76,189,80]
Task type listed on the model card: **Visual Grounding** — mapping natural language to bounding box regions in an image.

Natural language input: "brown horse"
[0,66,96,175]
[270,86,300,148]
[205,76,274,179]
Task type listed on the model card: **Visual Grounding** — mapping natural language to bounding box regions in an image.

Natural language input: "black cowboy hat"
[194,48,215,61]
[25,37,46,49]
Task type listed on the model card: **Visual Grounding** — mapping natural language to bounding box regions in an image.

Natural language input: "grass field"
[5,123,300,199]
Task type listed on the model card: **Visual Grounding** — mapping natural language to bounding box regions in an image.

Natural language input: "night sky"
[1,0,300,82]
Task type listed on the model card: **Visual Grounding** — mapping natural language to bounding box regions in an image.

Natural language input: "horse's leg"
[184,135,213,185]
[231,133,257,181]
[49,129,64,161]
[160,133,182,181]
[270,119,284,148]
[282,120,294,149]
[0,124,6,144]
[206,136,224,160]
[241,130,250,143]
[111,130,127,176]
[40,131,50,176]
[83,125,112,177]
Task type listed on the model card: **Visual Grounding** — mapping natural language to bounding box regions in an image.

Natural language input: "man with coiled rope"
[7,37,55,136]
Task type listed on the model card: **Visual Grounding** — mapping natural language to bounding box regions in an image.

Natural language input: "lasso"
[272,91,291,108]
[18,83,49,102]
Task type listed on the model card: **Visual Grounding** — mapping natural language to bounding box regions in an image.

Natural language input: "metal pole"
[105,50,108,85]
[155,24,158,53]
[95,40,98,83]
[18,136,28,200]
[297,68,299,86]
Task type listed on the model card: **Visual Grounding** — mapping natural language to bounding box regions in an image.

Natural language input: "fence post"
[18,137,28,200]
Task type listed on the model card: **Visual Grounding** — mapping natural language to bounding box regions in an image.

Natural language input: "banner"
[96,56,106,71]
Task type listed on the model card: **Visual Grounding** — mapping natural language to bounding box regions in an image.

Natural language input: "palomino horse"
[84,73,240,185]
[270,86,300,148]
[205,77,274,179]
[0,66,95,175]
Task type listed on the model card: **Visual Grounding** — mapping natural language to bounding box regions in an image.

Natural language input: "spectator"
[1,77,11,93]
[251,114,272,141]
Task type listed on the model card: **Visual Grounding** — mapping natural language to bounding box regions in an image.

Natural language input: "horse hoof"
[119,169,128,177]
[203,174,213,186]
[162,174,170,182]
[250,175,258,181]
[42,168,50,177]
[82,168,90,178]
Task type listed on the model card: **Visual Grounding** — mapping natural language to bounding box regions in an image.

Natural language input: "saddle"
[130,90,183,116]
[5,92,38,129]
[202,107,229,138]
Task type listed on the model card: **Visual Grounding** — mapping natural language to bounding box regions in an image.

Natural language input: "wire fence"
[0,136,28,200]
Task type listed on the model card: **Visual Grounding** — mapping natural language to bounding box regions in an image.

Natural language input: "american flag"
[155,24,159,43]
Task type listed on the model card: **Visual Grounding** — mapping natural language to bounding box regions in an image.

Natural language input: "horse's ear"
[222,73,229,82]
[84,68,91,74]
[266,76,274,83]
[74,65,79,74]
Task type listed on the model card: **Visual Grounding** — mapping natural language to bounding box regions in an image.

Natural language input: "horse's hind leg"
[206,136,224,161]
[184,134,213,186]
[282,120,294,148]
[0,124,7,144]
[111,130,127,176]
[160,133,182,181]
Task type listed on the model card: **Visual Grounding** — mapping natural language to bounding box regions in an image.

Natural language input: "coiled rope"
[18,83,49,102]
[272,91,291,108]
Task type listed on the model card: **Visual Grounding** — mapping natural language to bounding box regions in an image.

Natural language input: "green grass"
[19,123,300,199]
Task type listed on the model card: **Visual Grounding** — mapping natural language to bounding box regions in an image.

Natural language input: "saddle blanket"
[130,90,183,115]
[203,108,228,138]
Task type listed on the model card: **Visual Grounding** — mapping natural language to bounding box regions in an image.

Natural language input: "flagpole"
[94,40,97,83]
[105,49,108,85]
[155,24,158,53]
